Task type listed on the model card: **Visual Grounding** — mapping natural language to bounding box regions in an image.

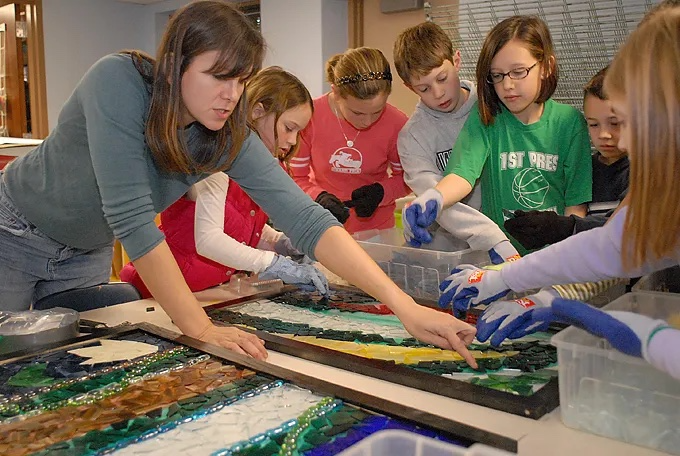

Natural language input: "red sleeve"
[377,111,410,204]
[290,120,326,200]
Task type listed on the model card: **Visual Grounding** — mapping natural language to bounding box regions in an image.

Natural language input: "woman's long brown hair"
[126,1,265,175]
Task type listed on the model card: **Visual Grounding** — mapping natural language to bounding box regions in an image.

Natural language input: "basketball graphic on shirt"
[329,147,363,174]
[511,168,550,209]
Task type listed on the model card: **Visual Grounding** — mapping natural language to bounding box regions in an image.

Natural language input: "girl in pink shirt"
[291,47,410,234]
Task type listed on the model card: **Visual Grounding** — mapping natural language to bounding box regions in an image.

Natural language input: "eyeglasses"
[487,62,539,84]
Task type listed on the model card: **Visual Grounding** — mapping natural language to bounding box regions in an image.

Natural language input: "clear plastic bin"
[337,429,515,456]
[632,265,680,294]
[551,291,680,454]
[353,228,489,300]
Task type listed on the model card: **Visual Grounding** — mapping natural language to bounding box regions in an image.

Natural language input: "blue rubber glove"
[260,254,329,296]
[531,298,670,359]
[402,189,443,247]
[488,240,521,265]
[438,264,511,314]
[476,289,557,346]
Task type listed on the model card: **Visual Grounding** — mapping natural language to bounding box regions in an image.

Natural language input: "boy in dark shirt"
[505,66,629,249]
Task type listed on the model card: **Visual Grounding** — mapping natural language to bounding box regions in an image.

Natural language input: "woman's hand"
[196,323,268,360]
[394,303,478,368]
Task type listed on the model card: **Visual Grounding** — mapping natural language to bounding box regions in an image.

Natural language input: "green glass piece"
[239,439,281,456]
[328,411,354,426]
[518,373,553,383]
[7,363,56,387]
[297,440,315,453]
[40,448,74,456]
[310,416,326,429]
[486,374,515,383]
[304,432,332,446]
[324,422,354,436]
[510,384,535,396]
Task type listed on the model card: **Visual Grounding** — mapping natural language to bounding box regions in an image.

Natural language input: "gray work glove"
[274,235,314,264]
[260,254,329,295]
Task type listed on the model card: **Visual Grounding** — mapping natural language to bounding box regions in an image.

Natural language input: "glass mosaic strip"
[0,360,254,455]
[114,383,326,456]
[212,396,340,456]
[0,333,178,398]
[227,300,411,338]
[0,347,209,420]
[208,293,558,397]
[270,290,394,315]
[32,374,274,456]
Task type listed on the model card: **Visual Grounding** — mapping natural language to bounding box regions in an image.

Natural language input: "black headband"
[335,71,392,86]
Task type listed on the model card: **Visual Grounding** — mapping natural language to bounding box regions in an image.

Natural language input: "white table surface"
[81,284,665,456]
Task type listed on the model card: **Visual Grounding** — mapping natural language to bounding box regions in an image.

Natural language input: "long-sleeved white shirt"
[190,173,283,273]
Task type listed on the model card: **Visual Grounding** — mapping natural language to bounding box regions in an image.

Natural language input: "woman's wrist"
[382,288,418,316]
[182,317,213,340]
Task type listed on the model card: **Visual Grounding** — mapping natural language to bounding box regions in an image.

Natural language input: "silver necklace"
[331,99,360,148]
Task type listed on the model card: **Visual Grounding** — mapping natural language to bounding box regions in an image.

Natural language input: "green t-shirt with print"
[445,99,592,251]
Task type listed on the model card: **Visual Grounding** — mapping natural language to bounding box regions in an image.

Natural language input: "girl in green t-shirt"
[403,15,592,252]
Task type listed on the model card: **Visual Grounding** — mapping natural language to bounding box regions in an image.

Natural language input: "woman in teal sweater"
[0,1,477,364]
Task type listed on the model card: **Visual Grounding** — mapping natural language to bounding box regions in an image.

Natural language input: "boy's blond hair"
[393,22,454,85]
[604,9,680,269]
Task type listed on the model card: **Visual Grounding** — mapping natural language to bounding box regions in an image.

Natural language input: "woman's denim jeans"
[0,173,112,311]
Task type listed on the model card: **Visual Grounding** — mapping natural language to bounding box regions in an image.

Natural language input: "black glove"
[345,183,384,218]
[315,191,350,224]
[504,210,576,250]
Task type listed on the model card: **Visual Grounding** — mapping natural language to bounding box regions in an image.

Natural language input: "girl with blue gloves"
[410,6,680,379]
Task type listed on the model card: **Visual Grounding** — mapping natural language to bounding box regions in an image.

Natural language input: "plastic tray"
[551,291,680,454]
[353,228,489,301]
[337,429,514,456]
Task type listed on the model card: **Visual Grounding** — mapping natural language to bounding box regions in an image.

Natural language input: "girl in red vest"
[121,67,328,297]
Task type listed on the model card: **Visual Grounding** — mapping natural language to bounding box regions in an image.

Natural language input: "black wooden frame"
[0,323,517,453]
[204,285,560,420]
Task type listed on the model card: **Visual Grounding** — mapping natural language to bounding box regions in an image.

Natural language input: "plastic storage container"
[632,265,680,294]
[552,291,680,454]
[353,228,489,301]
[337,429,514,456]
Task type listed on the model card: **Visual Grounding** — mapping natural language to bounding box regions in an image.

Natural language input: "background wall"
[362,0,450,116]
[40,0,347,131]
[261,0,347,98]
[42,0,146,132]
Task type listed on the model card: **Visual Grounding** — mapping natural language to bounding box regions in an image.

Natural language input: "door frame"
[0,0,47,138]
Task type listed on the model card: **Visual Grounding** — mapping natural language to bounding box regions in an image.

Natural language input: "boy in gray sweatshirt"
[393,22,519,263]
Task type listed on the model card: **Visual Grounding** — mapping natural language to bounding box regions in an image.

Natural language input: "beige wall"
[362,0,452,116]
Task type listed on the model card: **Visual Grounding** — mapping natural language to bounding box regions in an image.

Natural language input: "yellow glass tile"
[285,336,525,365]
[668,313,680,329]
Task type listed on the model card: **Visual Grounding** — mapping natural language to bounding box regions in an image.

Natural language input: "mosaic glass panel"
[207,289,558,398]
[0,329,471,456]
